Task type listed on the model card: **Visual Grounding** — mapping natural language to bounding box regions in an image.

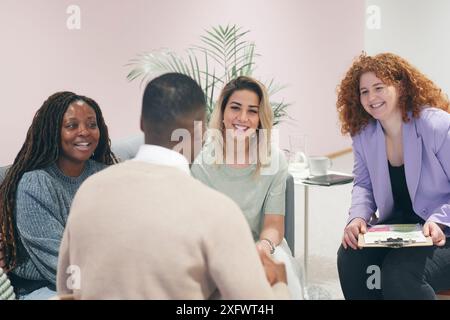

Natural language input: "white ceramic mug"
[308,156,332,176]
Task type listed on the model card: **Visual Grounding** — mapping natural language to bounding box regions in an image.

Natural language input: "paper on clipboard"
[358,224,433,248]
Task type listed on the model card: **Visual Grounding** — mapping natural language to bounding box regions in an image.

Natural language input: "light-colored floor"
[292,152,354,299]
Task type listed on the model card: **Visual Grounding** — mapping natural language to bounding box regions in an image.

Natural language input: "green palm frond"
[196,25,257,84]
[271,100,291,126]
[265,78,289,96]
[126,50,189,86]
[127,24,290,125]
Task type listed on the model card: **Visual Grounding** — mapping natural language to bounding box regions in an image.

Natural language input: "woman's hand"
[257,246,287,285]
[342,217,367,250]
[256,240,272,257]
[423,221,446,246]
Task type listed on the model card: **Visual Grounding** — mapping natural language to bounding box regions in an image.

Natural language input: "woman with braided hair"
[0,91,117,299]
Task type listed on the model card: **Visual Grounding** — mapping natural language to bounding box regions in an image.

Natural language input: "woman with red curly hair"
[336,52,450,299]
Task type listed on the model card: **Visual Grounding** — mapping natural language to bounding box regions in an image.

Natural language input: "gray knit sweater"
[12,160,106,290]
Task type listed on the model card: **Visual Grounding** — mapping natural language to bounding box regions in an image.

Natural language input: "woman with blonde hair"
[336,52,450,299]
[192,76,303,299]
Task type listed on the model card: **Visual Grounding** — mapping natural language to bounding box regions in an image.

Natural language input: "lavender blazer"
[348,107,450,235]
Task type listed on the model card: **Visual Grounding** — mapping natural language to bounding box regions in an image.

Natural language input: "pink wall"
[0,0,364,166]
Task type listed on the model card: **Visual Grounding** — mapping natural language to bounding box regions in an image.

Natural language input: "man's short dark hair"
[142,73,206,136]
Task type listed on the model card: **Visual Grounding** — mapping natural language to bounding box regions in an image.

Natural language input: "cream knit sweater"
[57,161,289,299]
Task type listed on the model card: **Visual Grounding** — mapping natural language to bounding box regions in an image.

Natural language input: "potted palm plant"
[127,24,289,125]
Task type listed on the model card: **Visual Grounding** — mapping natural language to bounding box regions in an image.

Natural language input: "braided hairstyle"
[0,91,117,271]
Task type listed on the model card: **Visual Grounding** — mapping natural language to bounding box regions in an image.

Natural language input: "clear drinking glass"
[288,134,308,177]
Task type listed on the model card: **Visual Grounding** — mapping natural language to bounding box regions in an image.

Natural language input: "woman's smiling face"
[359,71,400,122]
[59,101,100,166]
[222,89,260,137]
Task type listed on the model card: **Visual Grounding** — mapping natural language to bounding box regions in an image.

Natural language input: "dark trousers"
[337,240,450,299]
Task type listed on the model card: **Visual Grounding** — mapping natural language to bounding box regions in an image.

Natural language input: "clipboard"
[358,234,433,248]
[358,223,433,248]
